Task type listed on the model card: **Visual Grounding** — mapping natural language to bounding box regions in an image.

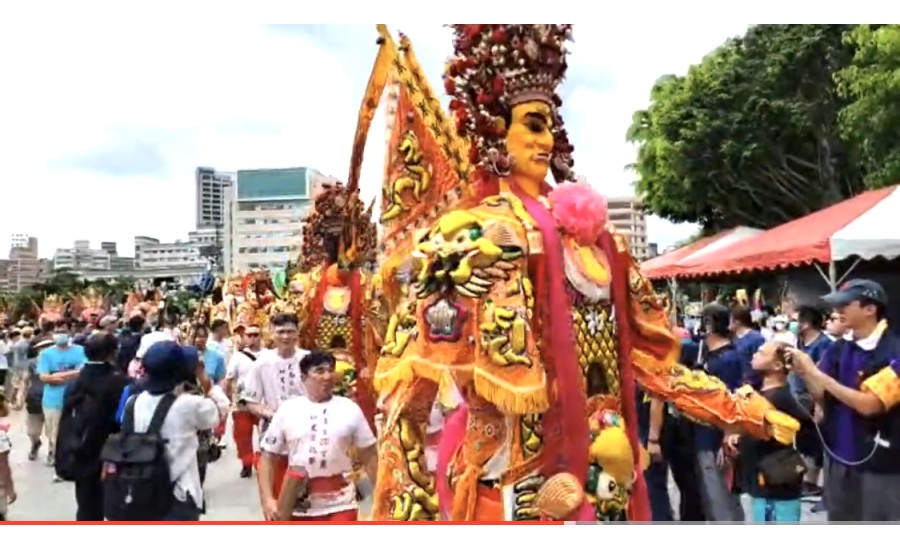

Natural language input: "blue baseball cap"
[822,279,888,308]
[142,341,195,395]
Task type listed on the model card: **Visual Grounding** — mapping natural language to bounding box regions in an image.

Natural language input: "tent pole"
[668,278,678,325]
[828,261,837,292]
[836,258,862,288]
[819,258,863,292]
[814,263,832,289]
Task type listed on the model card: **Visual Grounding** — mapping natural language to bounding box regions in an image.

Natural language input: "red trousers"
[232,410,256,468]
[291,509,358,522]
[254,453,290,500]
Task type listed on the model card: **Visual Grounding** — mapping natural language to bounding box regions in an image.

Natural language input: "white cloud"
[0,21,751,258]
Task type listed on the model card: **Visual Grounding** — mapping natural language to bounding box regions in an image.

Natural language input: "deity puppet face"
[506,100,555,186]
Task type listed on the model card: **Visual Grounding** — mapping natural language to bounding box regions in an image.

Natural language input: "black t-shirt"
[737,384,813,500]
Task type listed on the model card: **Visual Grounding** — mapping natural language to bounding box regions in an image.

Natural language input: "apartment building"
[607,196,650,262]
[133,235,207,270]
[196,167,234,229]
[7,236,44,292]
[53,240,113,271]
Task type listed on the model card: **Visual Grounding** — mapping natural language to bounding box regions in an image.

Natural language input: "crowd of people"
[0,308,377,522]
[639,278,900,523]
[1,277,899,522]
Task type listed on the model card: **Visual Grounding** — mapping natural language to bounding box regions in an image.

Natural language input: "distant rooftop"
[236,167,309,201]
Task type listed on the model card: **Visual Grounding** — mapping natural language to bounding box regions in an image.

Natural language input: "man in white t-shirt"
[259,350,377,521]
[224,324,263,478]
[240,313,309,502]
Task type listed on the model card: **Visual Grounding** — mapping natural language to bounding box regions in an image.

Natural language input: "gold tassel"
[472,368,549,415]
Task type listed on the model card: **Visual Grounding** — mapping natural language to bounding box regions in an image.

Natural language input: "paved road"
[3,407,269,521]
[3,407,825,522]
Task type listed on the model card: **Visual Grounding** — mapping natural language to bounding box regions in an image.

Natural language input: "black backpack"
[25,365,44,416]
[55,385,106,481]
[100,393,177,521]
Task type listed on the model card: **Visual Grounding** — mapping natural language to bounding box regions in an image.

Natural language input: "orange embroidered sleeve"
[861,366,900,410]
[616,237,784,441]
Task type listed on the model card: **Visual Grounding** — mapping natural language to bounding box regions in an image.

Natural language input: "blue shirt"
[203,348,226,384]
[694,343,744,452]
[37,344,88,410]
[733,330,766,380]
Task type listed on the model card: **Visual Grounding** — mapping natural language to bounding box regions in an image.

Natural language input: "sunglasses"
[246,332,261,337]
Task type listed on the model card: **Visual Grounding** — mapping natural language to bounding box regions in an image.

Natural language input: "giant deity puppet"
[285,180,379,423]
[361,25,800,523]
[39,294,67,327]
[72,287,110,328]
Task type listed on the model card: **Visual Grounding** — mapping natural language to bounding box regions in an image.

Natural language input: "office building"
[607,196,650,261]
[0,260,10,294]
[10,233,28,249]
[223,167,333,273]
[196,167,234,229]
[7,236,44,292]
[53,240,113,271]
[134,235,207,271]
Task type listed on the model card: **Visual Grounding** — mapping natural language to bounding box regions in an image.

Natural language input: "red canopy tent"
[671,187,896,281]
[641,227,761,280]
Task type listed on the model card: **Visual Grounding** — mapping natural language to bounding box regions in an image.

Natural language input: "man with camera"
[788,279,900,521]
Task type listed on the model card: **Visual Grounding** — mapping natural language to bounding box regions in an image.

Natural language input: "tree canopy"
[834,25,900,189]
[629,24,886,232]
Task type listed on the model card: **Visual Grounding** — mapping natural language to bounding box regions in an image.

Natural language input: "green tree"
[629,25,863,232]
[835,24,900,189]
[31,267,84,297]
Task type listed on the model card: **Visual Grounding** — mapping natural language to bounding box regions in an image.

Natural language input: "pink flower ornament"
[548,182,609,246]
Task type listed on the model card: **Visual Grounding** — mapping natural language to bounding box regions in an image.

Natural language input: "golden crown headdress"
[444,24,575,182]
[44,294,62,309]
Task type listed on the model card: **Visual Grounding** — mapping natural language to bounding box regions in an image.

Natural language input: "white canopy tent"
[831,186,900,262]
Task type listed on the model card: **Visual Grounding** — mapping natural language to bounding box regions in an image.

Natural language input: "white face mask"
[53,333,70,346]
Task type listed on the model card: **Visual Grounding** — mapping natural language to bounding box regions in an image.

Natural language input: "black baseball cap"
[822,279,887,307]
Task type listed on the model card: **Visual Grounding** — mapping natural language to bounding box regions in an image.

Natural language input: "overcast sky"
[0,22,752,258]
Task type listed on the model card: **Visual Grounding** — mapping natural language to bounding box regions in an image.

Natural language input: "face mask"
[53,333,70,346]
[788,321,800,335]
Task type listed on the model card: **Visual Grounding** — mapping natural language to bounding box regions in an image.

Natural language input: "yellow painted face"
[506,100,554,186]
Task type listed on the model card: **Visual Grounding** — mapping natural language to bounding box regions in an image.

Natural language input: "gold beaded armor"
[314,311,354,351]
[571,296,621,399]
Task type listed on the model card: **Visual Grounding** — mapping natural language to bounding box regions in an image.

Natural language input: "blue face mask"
[53,333,70,346]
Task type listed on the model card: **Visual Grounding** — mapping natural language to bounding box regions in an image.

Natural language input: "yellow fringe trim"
[375,354,549,415]
[472,367,549,415]
[374,355,450,396]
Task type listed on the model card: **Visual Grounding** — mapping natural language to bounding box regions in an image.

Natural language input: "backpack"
[55,384,106,481]
[25,365,43,416]
[100,393,177,521]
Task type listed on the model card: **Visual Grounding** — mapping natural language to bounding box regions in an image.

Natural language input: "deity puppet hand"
[533,473,585,520]
[735,386,801,445]
[765,409,801,446]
